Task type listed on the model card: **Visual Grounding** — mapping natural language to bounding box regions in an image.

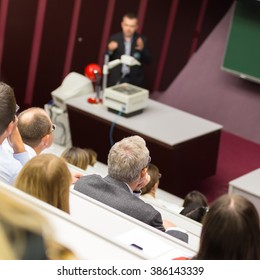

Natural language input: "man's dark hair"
[123,13,138,20]
[0,82,16,135]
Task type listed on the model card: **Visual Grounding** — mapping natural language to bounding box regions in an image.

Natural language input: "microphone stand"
[94,70,101,102]
[102,53,109,92]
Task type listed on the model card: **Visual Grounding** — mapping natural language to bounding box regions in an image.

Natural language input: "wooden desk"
[66,94,222,198]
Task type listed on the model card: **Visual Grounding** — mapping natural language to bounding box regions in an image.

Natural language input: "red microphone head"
[84,64,102,81]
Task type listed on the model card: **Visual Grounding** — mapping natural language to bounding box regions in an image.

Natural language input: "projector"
[103,83,149,117]
[51,72,94,110]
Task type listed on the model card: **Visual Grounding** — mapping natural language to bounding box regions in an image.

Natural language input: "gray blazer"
[74,174,165,231]
[74,175,188,243]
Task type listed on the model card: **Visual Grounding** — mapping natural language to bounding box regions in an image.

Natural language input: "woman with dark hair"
[182,190,208,208]
[180,202,207,223]
[195,194,260,260]
[180,190,208,223]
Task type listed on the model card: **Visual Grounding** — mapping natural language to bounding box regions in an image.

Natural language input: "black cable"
[109,109,124,146]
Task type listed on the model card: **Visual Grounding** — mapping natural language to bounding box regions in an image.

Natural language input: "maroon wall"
[154,6,260,144]
[0,0,233,109]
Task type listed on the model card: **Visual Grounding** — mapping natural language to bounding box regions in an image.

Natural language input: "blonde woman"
[84,148,97,166]
[61,146,90,170]
[0,186,76,260]
[15,153,72,213]
[0,187,48,259]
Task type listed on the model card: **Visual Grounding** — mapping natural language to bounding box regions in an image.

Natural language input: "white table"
[229,168,260,216]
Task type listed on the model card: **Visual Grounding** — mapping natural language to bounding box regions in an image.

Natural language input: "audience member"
[46,240,77,260]
[74,135,188,242]
[84,148,97,166]
[0,186,77,259]
[180,202,207,223]
[17,107,55,157]
[195,194,260,259]
[61,146,89,170]
[182,190,208,208]
[140,163,165,208]
[15,154,72,213]
[140,164,184,213]
[0,82,29,185]
[107,13,152,87]
[14,108,82,183]
[180,190,208,223]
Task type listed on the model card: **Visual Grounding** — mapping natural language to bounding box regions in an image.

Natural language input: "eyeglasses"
[42,123,56,137]
[12,104,20,121]
[51,124,56,133]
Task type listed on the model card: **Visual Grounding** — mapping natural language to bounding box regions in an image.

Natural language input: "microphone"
[102,53,110,91]
[84,64,102,104]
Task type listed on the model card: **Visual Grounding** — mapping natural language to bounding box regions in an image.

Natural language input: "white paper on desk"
[115,228,173,258]
[159,199,184,213]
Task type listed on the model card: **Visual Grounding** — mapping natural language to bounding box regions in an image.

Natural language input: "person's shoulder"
[74,174,104,194]
[0,145,22,166]
[75,174,103,185]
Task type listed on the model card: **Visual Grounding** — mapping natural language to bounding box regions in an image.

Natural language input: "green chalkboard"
[222,0,260,83]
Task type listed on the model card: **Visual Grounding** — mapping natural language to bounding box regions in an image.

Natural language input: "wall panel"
[109,0,140,35]
[70,0,108,74]
[32,0,74,107]
[160,0,203,91]
[1,0,37,107]
[198,0,234,47]
[143,0,172,91]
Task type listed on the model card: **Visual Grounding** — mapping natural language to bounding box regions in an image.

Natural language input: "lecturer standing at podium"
[107,13,152,88]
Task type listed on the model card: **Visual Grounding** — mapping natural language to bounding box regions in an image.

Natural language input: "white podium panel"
[229,168,260,216]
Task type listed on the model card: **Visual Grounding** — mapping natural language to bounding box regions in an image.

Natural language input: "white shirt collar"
[124,182,142,197]
[24,144,37,159]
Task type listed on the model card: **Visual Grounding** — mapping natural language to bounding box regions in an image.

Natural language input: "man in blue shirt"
[0,82,29,185]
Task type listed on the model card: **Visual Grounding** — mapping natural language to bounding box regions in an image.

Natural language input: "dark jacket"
[107,32,152,88]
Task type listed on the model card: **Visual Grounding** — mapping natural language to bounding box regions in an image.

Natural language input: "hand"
[71,171,83,184]
[108,41,118,52]
[7,118,26,153]
[135,37,144,51]
[163,219,176,229]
